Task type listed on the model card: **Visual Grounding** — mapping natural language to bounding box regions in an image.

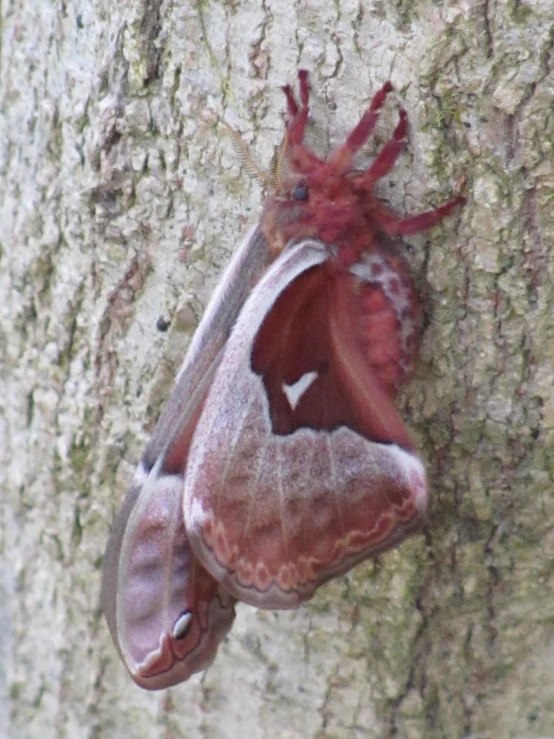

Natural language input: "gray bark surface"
[1,1,553,737]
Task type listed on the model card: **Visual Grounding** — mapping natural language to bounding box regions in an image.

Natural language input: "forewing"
[184,239,427,609]
[102,227,272,687]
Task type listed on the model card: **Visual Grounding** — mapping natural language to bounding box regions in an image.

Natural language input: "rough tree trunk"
[1,1,553,737]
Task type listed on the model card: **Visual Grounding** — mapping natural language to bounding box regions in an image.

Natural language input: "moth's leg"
[386,196,466,236]
[357,109,408,190]
[328,81,394,173]
[282,70,310,145]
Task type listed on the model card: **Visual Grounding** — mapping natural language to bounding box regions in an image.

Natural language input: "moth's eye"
[292,183,309,202]
[172,611,193,640]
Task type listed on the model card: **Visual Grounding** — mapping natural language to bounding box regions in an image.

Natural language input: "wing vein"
[277,442,289,562]
[326,433,345,541]
[211,380,253,515]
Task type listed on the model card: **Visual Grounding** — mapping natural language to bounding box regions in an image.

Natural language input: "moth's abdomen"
[351,248,421,396]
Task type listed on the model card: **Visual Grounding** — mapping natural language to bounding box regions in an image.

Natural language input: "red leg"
[343,82,394,155]
[328,81,394,174]
[282,70,310,116]
[282,84,299,117]
[282,70,310,145]
[287,107,309,145]
[298,69,309,107]
[386,196,466,236]
[358,109,408,189]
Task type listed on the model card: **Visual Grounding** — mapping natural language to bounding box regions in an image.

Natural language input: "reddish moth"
[102,70,464,689]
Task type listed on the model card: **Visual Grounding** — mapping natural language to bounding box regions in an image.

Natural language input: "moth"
[102,70,464,689]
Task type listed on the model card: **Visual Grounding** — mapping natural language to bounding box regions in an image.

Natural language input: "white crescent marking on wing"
[281,371,319,411]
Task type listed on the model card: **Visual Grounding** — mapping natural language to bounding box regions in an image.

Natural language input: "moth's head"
[228,71,463,264]
[259,142,379,258]
[257,71,388,259]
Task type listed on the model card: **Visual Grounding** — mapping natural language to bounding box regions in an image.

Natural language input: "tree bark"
[1,1,553,737]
